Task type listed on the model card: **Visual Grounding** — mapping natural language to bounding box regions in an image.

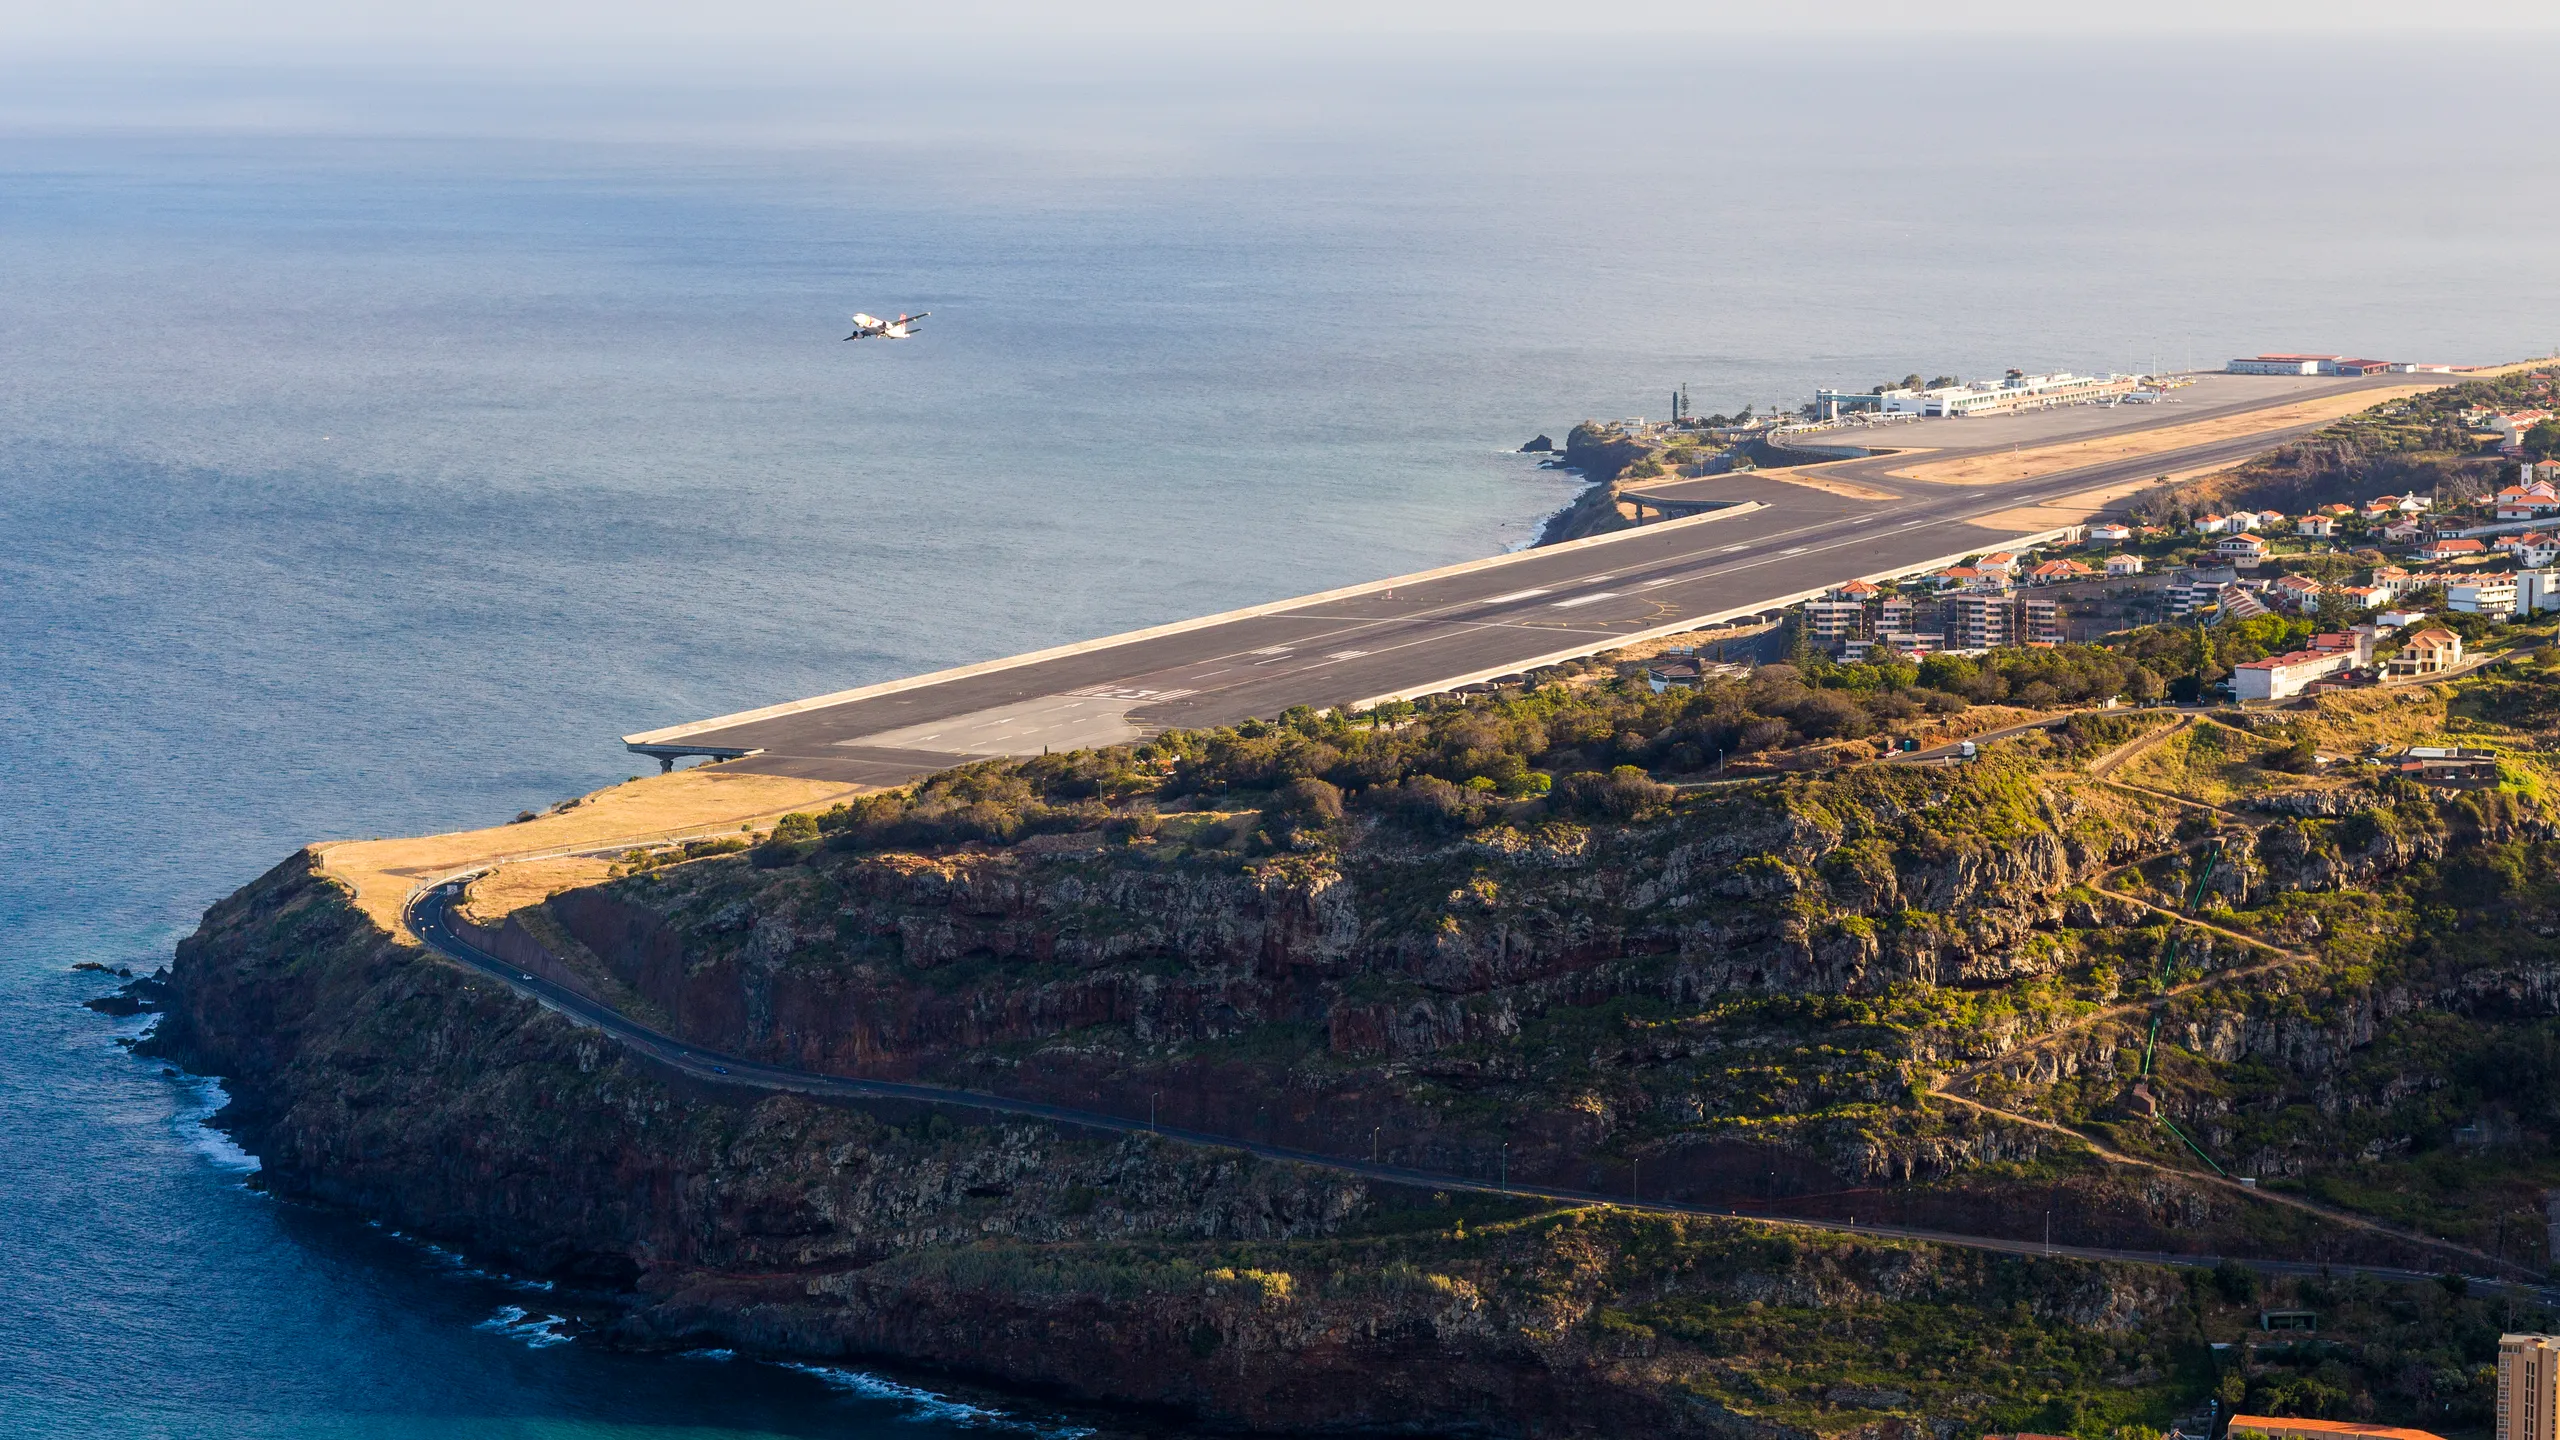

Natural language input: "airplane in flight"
[844,311,928,340]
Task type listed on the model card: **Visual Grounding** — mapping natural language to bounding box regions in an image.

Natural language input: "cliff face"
[146,669,2560,1434]
[518,767,2168,1208]
[152,851,2205,1439]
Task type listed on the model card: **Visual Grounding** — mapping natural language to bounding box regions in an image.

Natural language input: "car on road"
[711,1065,730,1075]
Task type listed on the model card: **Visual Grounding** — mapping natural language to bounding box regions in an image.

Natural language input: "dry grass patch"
[1965,457,2239,534]
[2296,686,2455,757]
[2457,357,2560,378]
[316,767,872,932]
[456,856,617,926]
[1891,387,2430,488]
[2113,720,2287,806]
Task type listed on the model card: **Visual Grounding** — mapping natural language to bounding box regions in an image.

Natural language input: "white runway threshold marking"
[1548,592,1621,608]
[843,693,1161,756]
[1481,588,1552,604]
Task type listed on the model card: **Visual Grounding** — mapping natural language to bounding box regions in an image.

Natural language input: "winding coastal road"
[624,373,2438,786]
[404,881,2555,1303]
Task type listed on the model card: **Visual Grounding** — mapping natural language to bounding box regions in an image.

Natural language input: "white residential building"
[2520,571,2560,616]
[2448,576,2521,617]
[2232,647,2357,701]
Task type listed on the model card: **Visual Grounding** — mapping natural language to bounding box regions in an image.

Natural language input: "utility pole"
[1499,1143,1509,1193]
[1371,1127,1379,1165]
[1149,1091,1159,1133]
[1633,1158,1641,1205]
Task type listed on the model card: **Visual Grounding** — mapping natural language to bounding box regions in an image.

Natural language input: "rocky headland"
[144,665,2560,1437]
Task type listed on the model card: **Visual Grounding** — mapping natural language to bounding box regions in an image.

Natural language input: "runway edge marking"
[1339,522,2083,711]
[621,501,1769,747]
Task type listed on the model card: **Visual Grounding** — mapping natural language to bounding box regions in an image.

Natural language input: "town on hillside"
[1742,452,2560,709]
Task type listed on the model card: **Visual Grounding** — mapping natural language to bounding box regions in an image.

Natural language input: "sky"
[6,0,2555,66]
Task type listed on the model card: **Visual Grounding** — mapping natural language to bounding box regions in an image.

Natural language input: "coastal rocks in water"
[85,969,168,1016]
[1518,433,1555,453]
[1559,421,1650,481]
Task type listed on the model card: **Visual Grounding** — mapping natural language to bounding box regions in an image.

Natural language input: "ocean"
[4,35,2557,1438]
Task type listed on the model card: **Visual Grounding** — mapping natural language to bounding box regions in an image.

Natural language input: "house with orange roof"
[2494,479,2560,519]
[2217,532,2270,562]
[2228,1414,2447,1440]
[2297,514,2336,538]
[2270,573,2325,610]
[2390,627,2463,677]
[2419,536,2486,562]
[2488,411,2553,450]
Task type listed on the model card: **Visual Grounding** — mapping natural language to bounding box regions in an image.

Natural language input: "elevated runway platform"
[625,372,2437,787]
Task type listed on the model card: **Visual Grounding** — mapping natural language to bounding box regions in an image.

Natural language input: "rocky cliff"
[146,669,2560,1433]
[151,851,2216,1439]
[515,762,2184,1216]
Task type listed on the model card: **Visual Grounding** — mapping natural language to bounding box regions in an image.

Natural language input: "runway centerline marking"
[1548,592,1622,609]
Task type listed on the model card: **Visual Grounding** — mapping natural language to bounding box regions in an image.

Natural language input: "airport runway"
[628,373,2435,784]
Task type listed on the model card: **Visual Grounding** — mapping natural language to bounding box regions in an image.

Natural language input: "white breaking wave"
[168,1073,260,1174]
[477,1305,574,1348]
[778,1362,1093,1436]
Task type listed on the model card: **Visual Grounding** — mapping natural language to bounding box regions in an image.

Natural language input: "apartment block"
[2021,595,2064,645]
[1943,592,2013,650]
[2500,1333,2560,1440]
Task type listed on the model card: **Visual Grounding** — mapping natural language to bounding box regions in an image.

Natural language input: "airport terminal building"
[1814,369,2137,420]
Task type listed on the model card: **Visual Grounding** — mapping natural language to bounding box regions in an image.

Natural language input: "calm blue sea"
[5,36,2558,1438]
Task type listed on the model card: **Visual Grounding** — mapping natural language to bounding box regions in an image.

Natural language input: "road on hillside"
[404,880,2554,1305]
[625,373,2433,788]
